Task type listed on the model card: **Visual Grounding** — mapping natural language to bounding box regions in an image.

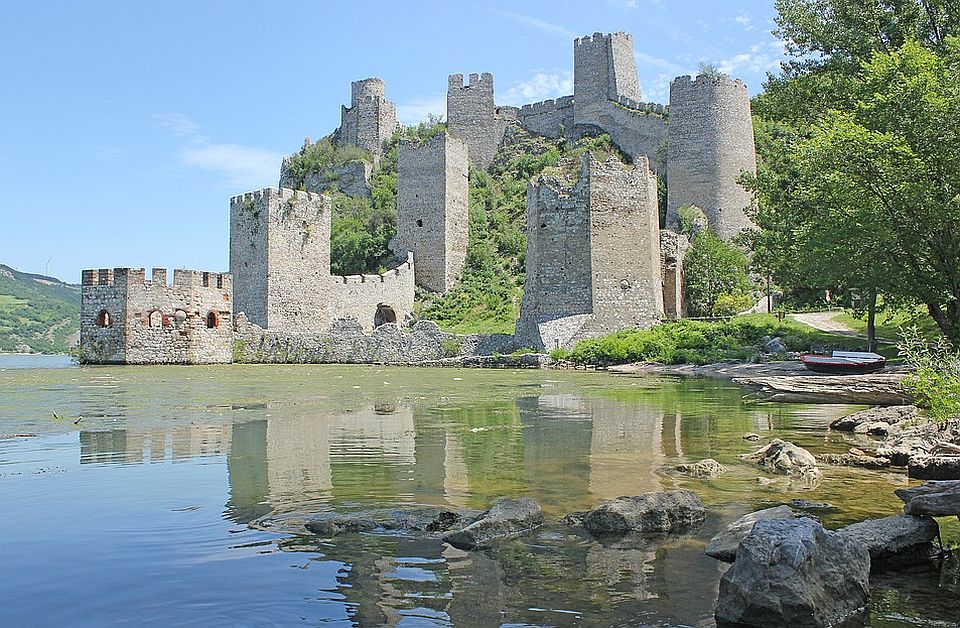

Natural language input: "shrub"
[899,327,960,422]
[683,229,753,317]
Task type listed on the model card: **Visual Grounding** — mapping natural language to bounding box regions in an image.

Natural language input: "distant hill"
[0,264,80,354]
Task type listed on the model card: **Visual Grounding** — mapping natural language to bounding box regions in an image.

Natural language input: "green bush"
[899,327,960,422]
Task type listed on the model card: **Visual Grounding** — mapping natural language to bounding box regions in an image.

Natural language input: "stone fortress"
[80,30,756,364]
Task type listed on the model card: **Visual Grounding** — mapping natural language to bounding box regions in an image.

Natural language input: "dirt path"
[789,311,858,335]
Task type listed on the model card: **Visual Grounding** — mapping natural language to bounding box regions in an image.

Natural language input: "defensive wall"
[80,267,233,364]
[337,78,398,163]
[446,72,512,169]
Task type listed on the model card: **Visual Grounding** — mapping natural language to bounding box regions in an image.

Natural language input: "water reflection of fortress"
[78,393,756,625]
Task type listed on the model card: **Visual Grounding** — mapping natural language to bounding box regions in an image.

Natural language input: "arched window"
[206,311,219,329]
[96,310,110,327]
[148,310,162,327]
[374,304,397,327]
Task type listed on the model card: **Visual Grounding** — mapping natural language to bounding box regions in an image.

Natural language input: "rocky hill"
[0,264,79,354]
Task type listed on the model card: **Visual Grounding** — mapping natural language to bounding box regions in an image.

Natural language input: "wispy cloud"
[489,9,576,39]
[396,96,447,125]
[501,70,573,106]
[155,113,282,189]
[734,12,755,31]
[713,40,786,76]
[606,0,639,7]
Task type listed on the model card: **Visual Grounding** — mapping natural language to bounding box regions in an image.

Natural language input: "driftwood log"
[733,373,910,405]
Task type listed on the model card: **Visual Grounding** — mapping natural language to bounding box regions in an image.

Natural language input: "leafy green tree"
[683,229,753,317]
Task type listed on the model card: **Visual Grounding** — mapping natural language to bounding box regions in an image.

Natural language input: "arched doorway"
[206,311,219,328]
[374,304,397,327]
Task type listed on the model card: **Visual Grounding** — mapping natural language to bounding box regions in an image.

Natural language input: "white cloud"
[396,96,447,126]
[156,113,282,189]
[635,51,686,76]
[501,71,573,106]
[489,9,576,38]
[734,12,754,31]
[713,40,786,76]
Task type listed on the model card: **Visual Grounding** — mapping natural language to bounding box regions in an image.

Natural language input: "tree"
[683,229,753,317]
[747,40,960,346]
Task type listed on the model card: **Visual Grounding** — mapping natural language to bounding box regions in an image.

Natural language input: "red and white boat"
[799,351,886,375]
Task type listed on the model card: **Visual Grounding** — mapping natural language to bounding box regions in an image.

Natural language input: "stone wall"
[517,154,663,350]
[666,74,757,240]
[660,230,690,320]
[391,132,469,293]
[517,96,575,139]
[337,78,398,163]
[327,254,416,330]
[446,73,510,170]
[80,267,232,364]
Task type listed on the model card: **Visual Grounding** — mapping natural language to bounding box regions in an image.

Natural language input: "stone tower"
[573,32,642,123]
[666,74,757,240]
[229,188,332,330]
[391,132,469,293]
[337,78,398,163]
[516,154,663,350]
[446,72,509,170]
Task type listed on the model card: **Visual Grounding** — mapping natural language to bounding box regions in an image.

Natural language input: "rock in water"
[305,506,477,537]
[741,439,821,482]
[572,490,706,535]
[839,514,939,567]
[443,498,543,550]
[908,456,960,480]
[895,480,960,517]
[715,518,870,628]
[742,433,761,442]
[705,505,813,562]
[675,458,726,478]
[829,405,918,432]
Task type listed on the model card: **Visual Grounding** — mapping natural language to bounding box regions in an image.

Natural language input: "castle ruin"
[80,268,233,364]
[80,29,757,364]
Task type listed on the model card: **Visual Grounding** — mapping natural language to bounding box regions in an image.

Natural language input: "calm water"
[1,361,957,627]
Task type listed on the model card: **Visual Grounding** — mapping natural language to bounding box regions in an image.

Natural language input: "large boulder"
[876,419,960,466]
[675,458,726,478]
[908,456,960,480]
[705,505,813,562]
[895,480,960,516]
[568,490,706,535]
[829,405,918,432]
[741,439,821,482]
[839,514,938,567]
[442,498,544,550]
[715,518,871,628]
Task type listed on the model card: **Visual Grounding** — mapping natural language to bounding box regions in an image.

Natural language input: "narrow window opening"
[148,310,162,328]
[96,310,111,327]
[206,311,219,328]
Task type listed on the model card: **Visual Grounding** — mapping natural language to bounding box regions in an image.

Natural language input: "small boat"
[799,351,886,375]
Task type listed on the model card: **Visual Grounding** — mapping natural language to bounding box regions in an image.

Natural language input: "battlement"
[448,72,494,91]
[670,73,749,94]
[613,96,668,116]
[336,253,414,285]
[82,267,230,289]
[574,31,632,48]
[229,187,326,210]
[518,95,575,116]
[351,77,386,104]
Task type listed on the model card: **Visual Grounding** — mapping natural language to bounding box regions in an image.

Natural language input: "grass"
[554,313,869,366]
[831,305,941,342]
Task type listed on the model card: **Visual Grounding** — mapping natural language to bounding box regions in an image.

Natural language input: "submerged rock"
[705,505,814,562]
[742,433,761,442]
[817,452,891,470]
[839,514,939,568]
[896,480,960,517]
[714,518,870,628]
[675,458,726,478]
[442,498,544,550]
[305,506,478,538]
[829,405,918,432]
[568,490,706,535]
[741,439,821,482]
[787,499,836,511]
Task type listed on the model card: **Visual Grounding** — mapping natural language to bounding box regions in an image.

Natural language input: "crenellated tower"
[337,78,398,163]
[666,74,757,240]
[573,32,642,121]
[446,72,510,170]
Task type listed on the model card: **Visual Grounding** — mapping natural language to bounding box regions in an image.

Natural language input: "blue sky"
[0,1,785,282]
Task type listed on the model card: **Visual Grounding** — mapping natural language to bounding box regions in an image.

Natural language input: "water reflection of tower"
[80,424,232,465]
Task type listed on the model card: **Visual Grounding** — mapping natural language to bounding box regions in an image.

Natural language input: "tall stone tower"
[337,78,398,163]
[446,73,508,170]
[573,32,642,123]
[666,74,757,240]
[229,188,332,330]
[517,154,663,350]
[391,132,469,293]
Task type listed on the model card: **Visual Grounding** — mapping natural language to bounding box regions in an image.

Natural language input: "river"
[0,360,957,626]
